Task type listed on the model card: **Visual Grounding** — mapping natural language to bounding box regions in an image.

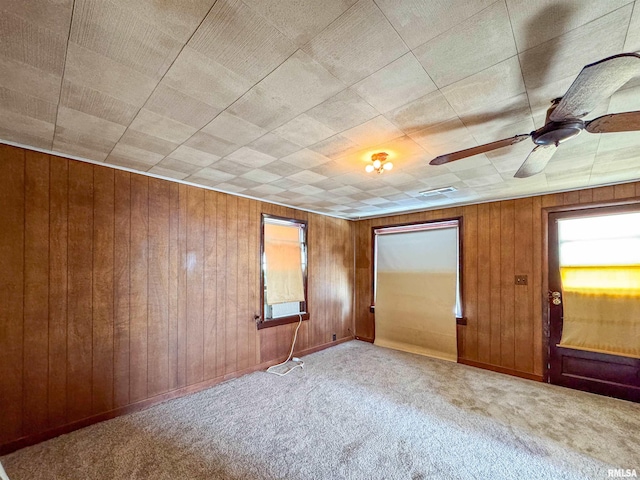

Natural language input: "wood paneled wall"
[354,181,640,380]
[0,144,354,451]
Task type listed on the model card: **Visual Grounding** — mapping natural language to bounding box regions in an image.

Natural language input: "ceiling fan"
[429,53,640,178]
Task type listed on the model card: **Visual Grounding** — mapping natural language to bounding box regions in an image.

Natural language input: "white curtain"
[374,226,458,362]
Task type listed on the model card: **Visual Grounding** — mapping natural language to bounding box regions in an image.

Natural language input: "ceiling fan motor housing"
[532,119,584,146]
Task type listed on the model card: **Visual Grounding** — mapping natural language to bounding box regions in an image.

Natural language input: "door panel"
[548,207,640,403]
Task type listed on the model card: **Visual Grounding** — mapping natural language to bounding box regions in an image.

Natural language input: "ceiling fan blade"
[514,144,558,178]
[550,53,640,122]
[429,134,530,165]
[585,111,640,133]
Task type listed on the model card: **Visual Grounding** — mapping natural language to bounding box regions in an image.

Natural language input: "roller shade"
[374,223,459,362]
[264,223,305,305]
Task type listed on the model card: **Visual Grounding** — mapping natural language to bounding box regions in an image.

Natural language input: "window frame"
[370,216,465,323]
[258,213,309,330]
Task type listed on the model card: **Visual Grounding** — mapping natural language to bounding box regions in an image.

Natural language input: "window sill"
[257,312,309,329]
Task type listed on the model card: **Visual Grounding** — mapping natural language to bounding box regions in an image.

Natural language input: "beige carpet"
[2,341,639,479]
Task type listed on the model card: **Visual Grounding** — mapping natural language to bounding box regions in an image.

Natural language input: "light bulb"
[383,162,393,171]
[365,164,374,173]
[372,159,381,169]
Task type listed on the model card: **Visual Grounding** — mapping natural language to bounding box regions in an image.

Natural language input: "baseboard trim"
[0,337,353,456]
[354,336,374,343]
[458,358,544,382]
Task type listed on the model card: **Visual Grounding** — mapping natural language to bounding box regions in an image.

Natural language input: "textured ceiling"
[1,0,640,219]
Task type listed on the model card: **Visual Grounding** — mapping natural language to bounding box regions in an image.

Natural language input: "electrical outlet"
[515,275,528,285]
[332,333,336,341]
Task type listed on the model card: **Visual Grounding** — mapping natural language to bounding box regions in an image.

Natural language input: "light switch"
[515,275,528,285]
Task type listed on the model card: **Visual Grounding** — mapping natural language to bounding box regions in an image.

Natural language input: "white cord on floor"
[0,459,10,480]
[266,314,304,377]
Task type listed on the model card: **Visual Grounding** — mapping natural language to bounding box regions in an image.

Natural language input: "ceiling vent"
[418,186,457,197]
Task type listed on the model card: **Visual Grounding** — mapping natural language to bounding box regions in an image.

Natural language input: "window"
[373,219,462,318]
[258,214,308,329]
[372,218,462,360]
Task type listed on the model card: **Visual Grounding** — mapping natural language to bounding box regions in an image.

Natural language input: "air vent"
[418,186,457,197]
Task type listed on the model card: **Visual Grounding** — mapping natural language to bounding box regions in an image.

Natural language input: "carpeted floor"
[2,341,639,479]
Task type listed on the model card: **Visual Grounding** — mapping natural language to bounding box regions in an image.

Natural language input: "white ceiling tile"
[519,5,632,90]
[60,80,138,127]
[147,165,190,180]
[53,125,115,161]
[625,3,640,52]
[0,86,57,124]
[188,0,296,83]
[162,47,252,110]
[341,116,404,146]
[272,114,336,148]
[286,170,329,184]
[243,0,357,47]
[240,169,282,183]
[56,106,126,144]
[0,109,54,149]
[158,157,202,175]
[353,53,437,112]
[201,112,267,146]
[281,149,331,169]
[70,0,183,80]
[184,131,240,158]
[386,90,457,134]
[306,89,378,132]
[64,43,158,108]
[302,0,408,84]
[309,134,361,160]
[188,167,236,183]
[414,2,516,88]
[246,133,302,158]
[441,56,525,115]
[225,146,277,168]
[0,56,62,104]
[145,84,220,130]
[506,0,633,52]
[109,0,215,43]
[118,130,178,156]
[2,0,73,36]
[108,143,164,167]
[228,50,345,130]
[1,10,67,76]
[169,145,220,167]
[129,109,197,144]
[375,0,494,49]
[409,117,477,155]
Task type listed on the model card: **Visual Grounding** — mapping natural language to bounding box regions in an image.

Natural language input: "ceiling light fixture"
[365,152,393,174]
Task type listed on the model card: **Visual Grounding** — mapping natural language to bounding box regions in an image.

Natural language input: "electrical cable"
[266,314,304,376]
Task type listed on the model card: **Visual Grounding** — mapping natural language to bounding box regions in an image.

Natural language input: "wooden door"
[548,207,640,403]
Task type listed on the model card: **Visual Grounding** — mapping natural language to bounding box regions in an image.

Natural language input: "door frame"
[542,198,640,400]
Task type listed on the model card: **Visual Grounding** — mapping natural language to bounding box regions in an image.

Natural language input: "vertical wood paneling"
[500,201,515,369]
[147,178,170,397]
[249,201,259,365]
[476,203,491,364]
[48,156,68,428]
[92,167,114,414]
[531,195,543,376]
[177,184,188,387]
[614,183,635,199]
[489,202,502,365]
[129,175,148,402]
[67,161,94,422]
[168,183,180,390]
[203,190,217,380]
[23,152,50,435]
[463,205,478,361]
[514,198,533,373]
[186,186,205,384]
[0,146,25,444]
[113,171,131,407]
[224,195,238,374]
[215,193,227,378]
[237,197,250,370]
